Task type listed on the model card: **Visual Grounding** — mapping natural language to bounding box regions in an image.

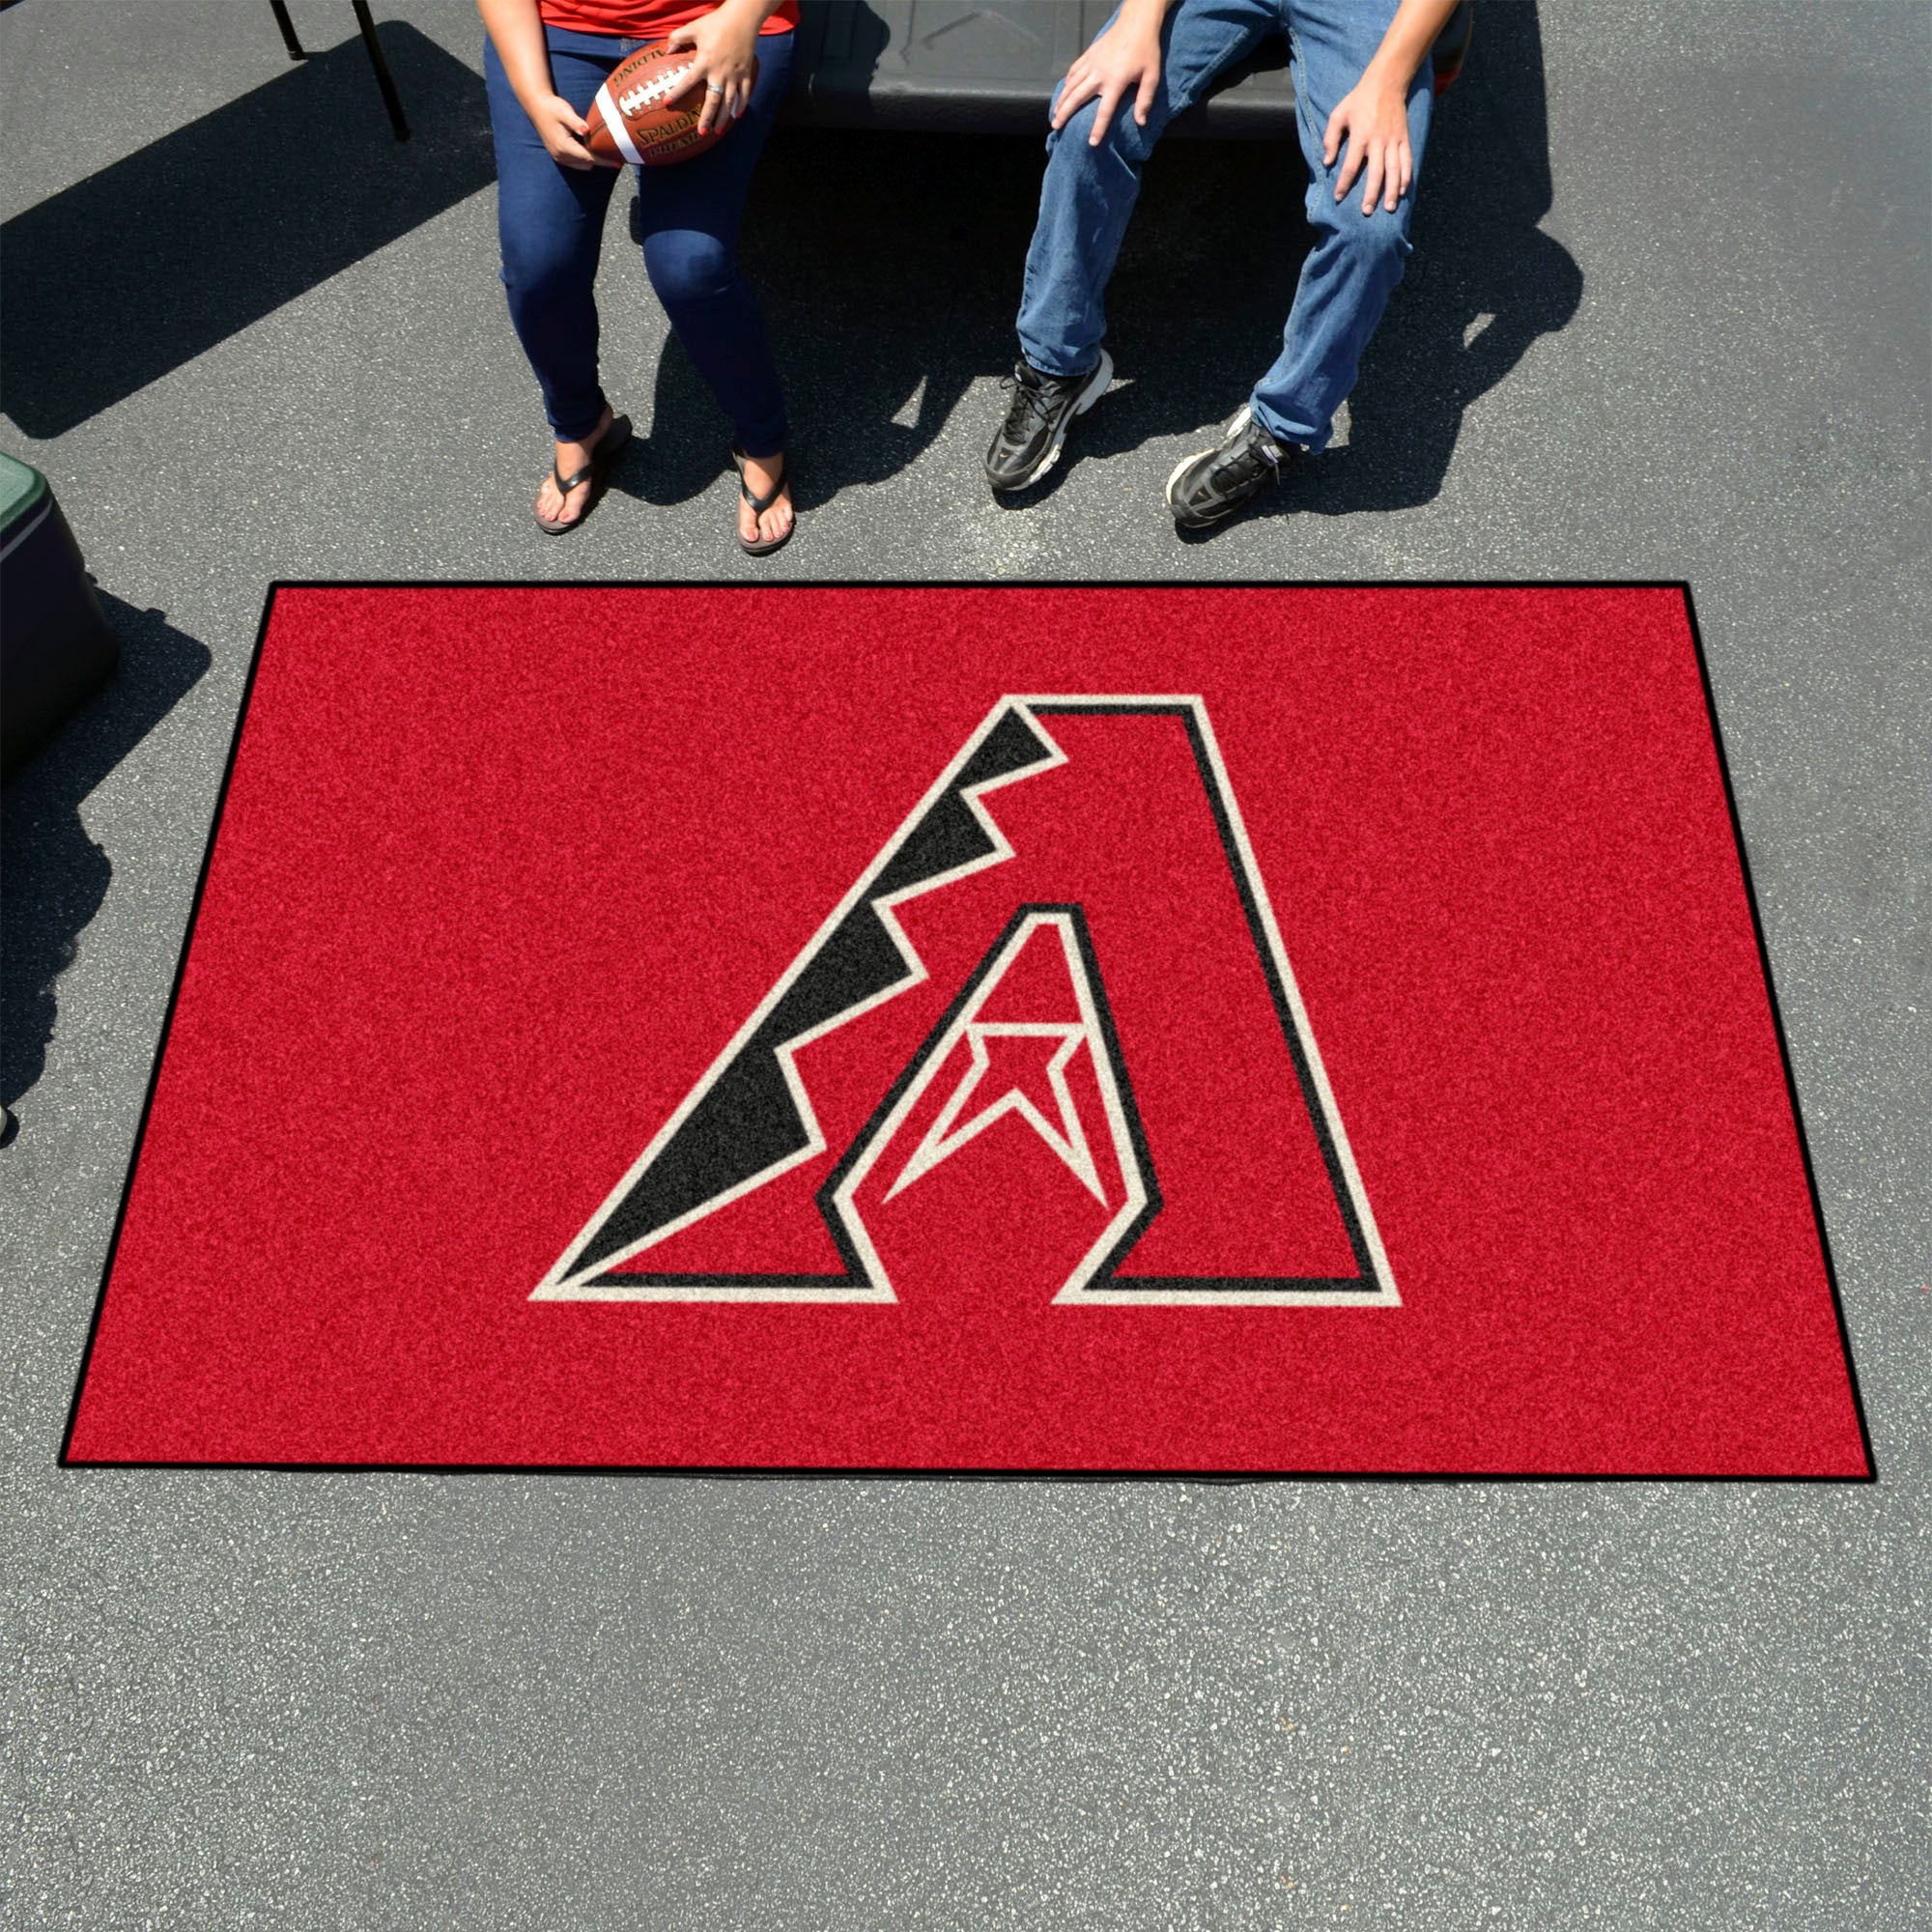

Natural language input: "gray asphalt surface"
[3,2,1928,1926]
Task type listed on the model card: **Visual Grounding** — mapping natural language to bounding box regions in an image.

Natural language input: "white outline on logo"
[886,1026,1104,1207]
[839,912,1149,1303]
[534,696,1399,1309]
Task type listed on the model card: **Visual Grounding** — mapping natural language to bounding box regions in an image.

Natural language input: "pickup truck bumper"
[780,1,1470,139]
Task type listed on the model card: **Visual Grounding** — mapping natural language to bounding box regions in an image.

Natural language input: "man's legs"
[1015,0,1277,380]
[1249,0,1433,449]
[1164,0,1433,526]
[987,0,1277,490]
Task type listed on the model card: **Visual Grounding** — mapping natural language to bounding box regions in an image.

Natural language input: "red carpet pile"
[64,585,1869,1475]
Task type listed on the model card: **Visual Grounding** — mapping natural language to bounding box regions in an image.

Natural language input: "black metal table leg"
[269,0,307,60]
[351,0,411,141]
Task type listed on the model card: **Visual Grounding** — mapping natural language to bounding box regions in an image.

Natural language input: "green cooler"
[1,452,117,777]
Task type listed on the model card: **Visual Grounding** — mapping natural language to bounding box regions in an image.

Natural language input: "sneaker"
[1164,405,1293,529]
[984,349,1115,493]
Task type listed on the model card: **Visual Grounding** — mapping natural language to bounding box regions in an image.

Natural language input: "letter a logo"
[537,698,1397,1308]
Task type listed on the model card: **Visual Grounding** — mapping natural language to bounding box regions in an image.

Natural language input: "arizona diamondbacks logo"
[537,697,1396,1308]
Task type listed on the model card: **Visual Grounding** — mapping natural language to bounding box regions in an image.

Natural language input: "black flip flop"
[730,442,794,557]
[534,413,632,535]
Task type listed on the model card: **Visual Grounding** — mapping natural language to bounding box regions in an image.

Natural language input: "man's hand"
[1322,0,1456,211]
[667,1,765,134]
[529,90,597,169]
[1051,13,1164,147]
[1322,74,1415,214]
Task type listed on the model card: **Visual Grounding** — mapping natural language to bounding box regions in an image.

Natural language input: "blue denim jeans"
[484,26,793,454]
[1016,0,1433,450]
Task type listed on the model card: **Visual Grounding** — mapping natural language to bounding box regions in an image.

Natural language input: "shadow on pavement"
[1,596,211,1115]
[494,111,1010,517]
[624,0,1577,516]
[622,121,1049,511]
[0,24,495,440]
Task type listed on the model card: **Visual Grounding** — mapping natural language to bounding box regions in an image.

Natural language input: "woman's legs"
[486,28,795,538]
[485,33,622,524]
[633,32,794,544]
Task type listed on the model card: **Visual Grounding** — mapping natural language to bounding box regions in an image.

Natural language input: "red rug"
[64,585,1870,1476]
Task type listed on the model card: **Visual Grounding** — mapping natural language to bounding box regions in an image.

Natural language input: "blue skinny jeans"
[1017,0,1433,450]
[484,25,792,455]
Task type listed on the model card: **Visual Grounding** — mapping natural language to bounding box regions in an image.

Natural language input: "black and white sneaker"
[1164,404,1293,529]
[983,349,1114,493]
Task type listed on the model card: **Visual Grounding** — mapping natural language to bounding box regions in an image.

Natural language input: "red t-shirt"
[539,0,799,35]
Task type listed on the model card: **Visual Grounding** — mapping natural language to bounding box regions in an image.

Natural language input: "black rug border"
[56,580,1877,1485]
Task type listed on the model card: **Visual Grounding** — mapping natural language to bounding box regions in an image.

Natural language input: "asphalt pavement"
[2,2,1927,1926]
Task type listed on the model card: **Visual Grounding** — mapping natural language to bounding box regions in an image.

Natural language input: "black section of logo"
[573,705,1058,1275]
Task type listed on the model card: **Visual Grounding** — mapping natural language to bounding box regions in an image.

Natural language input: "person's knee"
[1322,198,1413,283]
[643,229,734,307]
[1046,97,1154,172]
[499,228,589,309]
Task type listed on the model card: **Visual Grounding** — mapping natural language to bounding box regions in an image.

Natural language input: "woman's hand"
[667,1,765,134]
[1051,12,1164,147]
[1322,72,1415,214]
[526,90,598,168]
[478,0,601,164]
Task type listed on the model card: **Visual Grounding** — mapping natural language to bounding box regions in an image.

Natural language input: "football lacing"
[616,64,695,118]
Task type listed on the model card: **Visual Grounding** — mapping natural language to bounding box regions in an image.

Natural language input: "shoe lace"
[1219,424,1282,487]
[999,368,1056,436]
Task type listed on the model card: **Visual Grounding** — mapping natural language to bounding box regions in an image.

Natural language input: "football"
[582,43,753,168]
